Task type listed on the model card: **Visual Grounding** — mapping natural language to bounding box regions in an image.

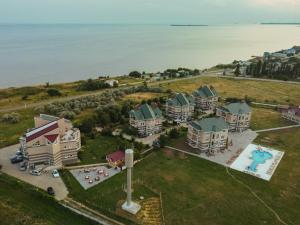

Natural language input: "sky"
[0,0,300,24]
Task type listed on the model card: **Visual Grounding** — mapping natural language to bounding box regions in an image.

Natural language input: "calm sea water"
[0,24,300,88]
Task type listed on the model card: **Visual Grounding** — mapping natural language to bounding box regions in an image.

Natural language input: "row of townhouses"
[129,85,218,137]
[129,85,252,156]
[20,114,81,167]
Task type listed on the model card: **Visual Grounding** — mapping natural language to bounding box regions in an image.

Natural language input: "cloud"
[249,0,300,7]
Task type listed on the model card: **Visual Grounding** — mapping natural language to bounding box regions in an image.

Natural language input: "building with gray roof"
[193,85,218,112]
[187,117,229,155]
[129,104,164,137]
[165,93,195,123]
[216,102,252,132]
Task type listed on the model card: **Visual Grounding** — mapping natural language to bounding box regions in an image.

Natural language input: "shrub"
[1,112,20,124]
[47,88,62,97]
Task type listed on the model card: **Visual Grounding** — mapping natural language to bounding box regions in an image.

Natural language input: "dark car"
[10,155,23,164]
[47,187,55,196]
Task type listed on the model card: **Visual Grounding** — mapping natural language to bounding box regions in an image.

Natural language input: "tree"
[2,112,20,124]
[234,64,241,76]
[77,117,95,134]
[158,135,168,148]
[128,71,142,78]
[169,128,179,139]
[47,88,61,97]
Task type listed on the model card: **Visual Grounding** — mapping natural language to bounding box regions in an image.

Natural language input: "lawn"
[0,173,97,225]
[250,107,294,130]
[0,108,36,148]
[78,135,132,165]
[155,76,300,105]
[62,127,300,225]
[60,169,157,225]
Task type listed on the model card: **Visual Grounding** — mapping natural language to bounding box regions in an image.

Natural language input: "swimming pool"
[247,150,273,172]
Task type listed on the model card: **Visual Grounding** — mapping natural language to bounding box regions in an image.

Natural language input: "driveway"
[0,144,68,201]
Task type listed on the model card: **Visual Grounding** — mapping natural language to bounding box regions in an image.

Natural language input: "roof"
[129,104,163,120]
[190,117,228,132]
[167,93,194,107]
[40,114,59,122]
[106,150,125,162]
[26,121,59,142]
[285,106,300,116]
[193,85,218,98]
[45,134,59,143]
[220,102,251,114]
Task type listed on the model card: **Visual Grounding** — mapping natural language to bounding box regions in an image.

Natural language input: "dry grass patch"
[157,77,300,105]
[123,92,164,102]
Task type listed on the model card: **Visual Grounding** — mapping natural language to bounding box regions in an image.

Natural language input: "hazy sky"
[1,0,300,24]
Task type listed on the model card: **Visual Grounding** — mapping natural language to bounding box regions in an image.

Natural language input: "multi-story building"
[165,93,194,123]
[281,106,300,124]
[193,85,218,111]
[20,114,81,167]
[216,102,252,132]
[129,104,164,137]
[187,117,229,155]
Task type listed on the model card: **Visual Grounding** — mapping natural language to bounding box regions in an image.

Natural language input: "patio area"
[70,165,121,190]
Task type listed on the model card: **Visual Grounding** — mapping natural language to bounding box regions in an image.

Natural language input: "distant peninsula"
[261,22,300,25]
[170,24,208,27]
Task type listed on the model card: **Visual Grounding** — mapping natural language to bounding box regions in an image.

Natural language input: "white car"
[30,169,42,176]
[52,169,60,178]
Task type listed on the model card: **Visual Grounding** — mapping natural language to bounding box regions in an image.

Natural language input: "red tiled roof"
[45,134,59,143]
[106,150,125,163]
[26,122,59,142]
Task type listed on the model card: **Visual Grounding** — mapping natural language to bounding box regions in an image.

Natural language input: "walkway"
[255,124,300,133]
[61,198,124,225]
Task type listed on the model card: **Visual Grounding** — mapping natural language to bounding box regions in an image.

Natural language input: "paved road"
[255,124,300,133]
[0,144,68,201]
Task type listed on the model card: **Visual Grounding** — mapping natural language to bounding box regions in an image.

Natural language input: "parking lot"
[0,144,68,200]
[70,166,121,190]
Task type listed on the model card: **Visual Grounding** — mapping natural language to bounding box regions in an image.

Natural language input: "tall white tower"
[121,149,141,214]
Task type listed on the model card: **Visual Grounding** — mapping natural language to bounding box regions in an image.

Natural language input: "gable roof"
[129,104,163,120]
[45,134,59,143]
[167,93,194,107]
[220,102,251,114]
[194,85,218,98]
[26,121,59,142]
[190,117,228,132]
[106,150,125,162]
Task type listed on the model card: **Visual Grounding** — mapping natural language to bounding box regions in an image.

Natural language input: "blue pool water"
[247,150,273,172]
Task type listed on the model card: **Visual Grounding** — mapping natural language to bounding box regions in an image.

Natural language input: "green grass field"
[250,107,294,130]
[78,135,132,165]
[156,76,300,105]
[62,128,300,225]
[0,173,97,225]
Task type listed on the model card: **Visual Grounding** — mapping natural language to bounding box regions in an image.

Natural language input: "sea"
[0,24,300,88]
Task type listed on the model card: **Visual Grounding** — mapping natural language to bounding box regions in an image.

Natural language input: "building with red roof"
[106,150,125,168]
[20,114,81,167]
[282,106,300,124]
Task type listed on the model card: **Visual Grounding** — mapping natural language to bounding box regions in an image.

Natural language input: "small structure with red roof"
[281,106,300,124]
[106,150,125,168]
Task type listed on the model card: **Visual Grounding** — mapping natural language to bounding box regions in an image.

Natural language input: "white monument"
[121,149,141,214]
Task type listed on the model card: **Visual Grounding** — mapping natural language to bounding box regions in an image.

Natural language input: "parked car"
[47,187,55,195]
[16,149,23,156]
[10,155,23,164]
[52,169,59,178]
[30,169,42,176]
[19,161,28,171]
